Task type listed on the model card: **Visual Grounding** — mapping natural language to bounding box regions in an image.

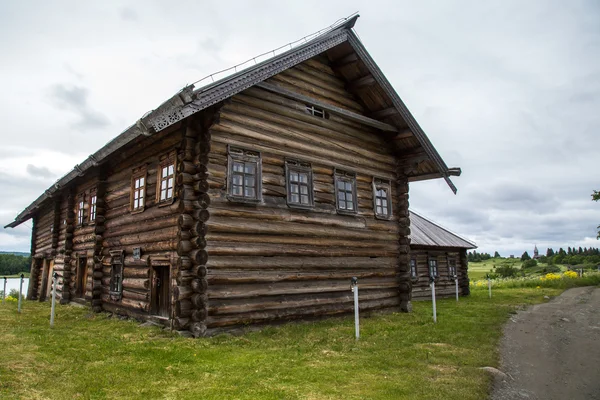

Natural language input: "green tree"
[593,190,600,239]
[494,251,501,258]
[546,248,555,257]
[521,251,531,261]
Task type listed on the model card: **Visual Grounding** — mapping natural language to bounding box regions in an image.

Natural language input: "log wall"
[99,128,184,319]
[203,58,409,335]
[409,246,469,299]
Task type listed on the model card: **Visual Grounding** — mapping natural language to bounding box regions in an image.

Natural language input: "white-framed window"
[373,178,392,219]
[157,151,176,205]
[410,258,418,281]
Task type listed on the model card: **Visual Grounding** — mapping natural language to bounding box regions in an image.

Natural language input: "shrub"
[522,259,538,269]
[542,265,561,273]
[8,288,24,300]
[495,264,519,278]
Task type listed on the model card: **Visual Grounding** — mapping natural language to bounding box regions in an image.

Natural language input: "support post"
[454,275,459,302]
[351,277,359,340]
[487,275,492,299]
[50,272,57,327]
[18,274,24,313]
[2,277,6,304]
[430,277,437,323]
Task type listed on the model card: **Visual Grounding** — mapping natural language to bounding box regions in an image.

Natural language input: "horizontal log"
[173,317,190,330]
[206,217,398,241]
[206,297,399,328]
[190,249,208,265]
[103,216,178,239]
[101,294,150,312]
[192,308,207,322]
[208,277,399,299]
[122,278,150,291]
[176,299,192,318]
[191,278,208,294]
[210,288,398,315]
[206,233,398,250]
[190,322,207,338]
[207,269,397,285]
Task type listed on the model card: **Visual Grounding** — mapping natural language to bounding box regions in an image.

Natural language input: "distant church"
[533,245,540,259]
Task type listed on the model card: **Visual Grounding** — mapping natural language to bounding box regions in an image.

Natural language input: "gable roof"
[6,15,459,228]
[409,210,477,249]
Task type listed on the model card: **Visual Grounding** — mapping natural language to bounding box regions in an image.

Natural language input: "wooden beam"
[369,107,398,119]
[448,167,462,177]
[346,75,376,91]
[407,173,443,183]
[256,82,398,133]
[394,129,413,140]
[332,52,359,69]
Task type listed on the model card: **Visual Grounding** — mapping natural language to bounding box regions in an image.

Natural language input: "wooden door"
[76,257,88,298]
[45,261,55,300]
[151,265,170,318]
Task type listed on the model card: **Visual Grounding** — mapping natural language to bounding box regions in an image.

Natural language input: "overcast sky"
[1,1,599,256]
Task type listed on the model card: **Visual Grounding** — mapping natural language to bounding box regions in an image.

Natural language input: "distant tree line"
[467,250,492,262]
[540,246,600,266]
[0,253,31,276]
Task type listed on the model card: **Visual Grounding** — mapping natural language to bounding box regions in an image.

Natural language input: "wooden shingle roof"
[409,211,477,249]
[6,15,460,228]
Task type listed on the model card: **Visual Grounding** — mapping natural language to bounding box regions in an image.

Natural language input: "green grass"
[0,289,565,400]
[1,272,30,278]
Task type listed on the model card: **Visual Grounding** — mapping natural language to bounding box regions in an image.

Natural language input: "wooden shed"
[409,211,476,299]
[5,16,463,336]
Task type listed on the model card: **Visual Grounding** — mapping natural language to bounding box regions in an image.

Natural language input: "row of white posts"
[2,273,57,327]
[351,273,469,339]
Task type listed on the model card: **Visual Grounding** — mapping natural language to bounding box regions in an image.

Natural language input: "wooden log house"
[6,16,465,336]
[408,211,476,299]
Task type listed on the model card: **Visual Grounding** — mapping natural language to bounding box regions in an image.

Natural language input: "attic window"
[306,105,326,119]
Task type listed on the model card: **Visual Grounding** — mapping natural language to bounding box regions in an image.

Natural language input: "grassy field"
[0,289,563,400]
[467,258,579,280]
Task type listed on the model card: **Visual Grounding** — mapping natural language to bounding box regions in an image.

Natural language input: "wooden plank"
[346,75,376,91]
[369,107,398,119]
[256,82,398,133]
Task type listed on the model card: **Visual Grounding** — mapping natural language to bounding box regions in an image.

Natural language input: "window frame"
[226,146,262,204]
[428,255,439,280]
[372,177,392,220]
[88,189,97,223]
[334,168,357,215]
[131,166,147,213]
[448,256,457,280]
[305,104,327,119]
[109,250,124,300]
[410,257,418,282]
[285,159,314,209]
[156,151,176,206]
[76,193,86,227]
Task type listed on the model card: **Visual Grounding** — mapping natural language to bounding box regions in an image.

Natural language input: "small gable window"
[428,256,439,279]
[373,178,392,219]
[227,146,261,203]
[306,105,326,119]
[285,159,313,208]
[157,151,176,205]
[410,258,418,281]
[89,191,97,223]
[334,169,357,214]
[131,166,147,212]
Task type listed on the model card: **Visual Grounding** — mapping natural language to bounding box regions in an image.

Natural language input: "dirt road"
[491,286,600,400]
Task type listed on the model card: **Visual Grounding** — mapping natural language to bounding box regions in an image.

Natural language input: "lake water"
[2,278,30,296]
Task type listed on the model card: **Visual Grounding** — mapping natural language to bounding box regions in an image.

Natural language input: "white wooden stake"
[431,280,437,323]
[2,277,6,304]
[454,275,459,301]
[18,274,24,313]
[50,273,57,327]
[351,277,359,340]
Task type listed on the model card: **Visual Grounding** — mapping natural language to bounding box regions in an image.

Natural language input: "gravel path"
[491,286,600,400]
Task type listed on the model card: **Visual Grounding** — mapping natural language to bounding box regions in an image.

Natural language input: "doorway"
[76,257,88,299]
[151,265,170,318]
